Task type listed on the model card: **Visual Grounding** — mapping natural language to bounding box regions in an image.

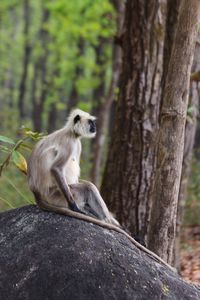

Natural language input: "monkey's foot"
[70,203,86,215]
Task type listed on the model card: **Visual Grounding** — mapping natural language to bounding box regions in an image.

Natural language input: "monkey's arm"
[51,165,82,213]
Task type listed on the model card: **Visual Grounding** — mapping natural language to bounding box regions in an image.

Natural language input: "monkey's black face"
[73,112,96,138]
[88,119,96,133]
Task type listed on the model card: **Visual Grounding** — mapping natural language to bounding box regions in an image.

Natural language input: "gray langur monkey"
[28,109,118,224]
[27,109,174,272]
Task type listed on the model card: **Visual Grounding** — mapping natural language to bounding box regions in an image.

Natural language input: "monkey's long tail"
[37,199,175,272]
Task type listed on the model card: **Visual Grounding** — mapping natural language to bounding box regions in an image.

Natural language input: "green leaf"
[21,126,45,140]
[12,150,27,174]
[0,135,15,145]
[20,143,32,151]
[187,106,194,114]
[0,145,10,153]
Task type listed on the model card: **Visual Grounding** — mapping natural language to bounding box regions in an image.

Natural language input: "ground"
[181,226,200,285]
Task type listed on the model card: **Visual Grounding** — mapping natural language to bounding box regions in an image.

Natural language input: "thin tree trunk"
[18,0,31,120]
[32,63,40,131]
[108,0,125,138]
[101,0,166,239]
[3,70,15,108]
[47,68,59,132]
[2,7,18,108]
[162,0,180,97]
[147,0,200,264]
[32,7,49,132]
[90,40,108,185]
[67,87,79,115]
[90,0,125,186]
[47,102,57,133]
[66,40,84,115]
[174,34,200,269]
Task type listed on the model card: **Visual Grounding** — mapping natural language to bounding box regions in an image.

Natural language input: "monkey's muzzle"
[88,119,96,133]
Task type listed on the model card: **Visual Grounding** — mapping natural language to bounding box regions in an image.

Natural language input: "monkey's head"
[67,109,96,138]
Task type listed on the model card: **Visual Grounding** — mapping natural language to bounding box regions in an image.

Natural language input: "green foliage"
[0,135,15,145]
[0,0,116,211]
[0,0,115,128]
[0,127,44,175]
[45,0,115,103]
[0,169,34,211]
[185,157,200,225]
[0,129,45,210]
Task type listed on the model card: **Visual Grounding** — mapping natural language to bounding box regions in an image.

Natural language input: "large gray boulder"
[0,205,199,300]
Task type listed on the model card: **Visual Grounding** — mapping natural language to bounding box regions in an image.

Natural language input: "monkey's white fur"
[29,110,92,192]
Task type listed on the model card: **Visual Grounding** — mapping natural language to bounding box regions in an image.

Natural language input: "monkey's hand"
[51,166,85,215]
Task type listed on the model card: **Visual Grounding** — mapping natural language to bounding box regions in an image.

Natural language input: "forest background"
[0,0,200,283]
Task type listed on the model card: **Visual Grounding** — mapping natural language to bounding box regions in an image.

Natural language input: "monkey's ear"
[74,115,81,124]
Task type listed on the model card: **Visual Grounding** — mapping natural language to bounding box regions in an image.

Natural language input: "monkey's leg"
[51,166,84,214]
[70,181,115,223]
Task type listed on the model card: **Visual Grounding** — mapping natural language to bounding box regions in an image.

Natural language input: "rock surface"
[0,205,200,300]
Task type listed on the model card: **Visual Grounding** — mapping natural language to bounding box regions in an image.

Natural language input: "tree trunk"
[147,0,200,264]
[18,0,31,120]
[3,70,15,109]
[47,102,57,133]
[66,40,84,115]
[2,7,18,109]
[32,63,40,131]
[90,1,125,187]
[32,7,49,132]
[67,86,79,115]
[101,0,166,239]
[162,0,180,97]
[90,42,106,186]
[174,34,200,269]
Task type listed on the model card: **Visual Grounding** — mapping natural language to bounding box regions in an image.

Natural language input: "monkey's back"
[27,129,81,197]
[27,137,57,196]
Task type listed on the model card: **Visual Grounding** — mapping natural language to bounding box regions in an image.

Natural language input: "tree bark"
[66,40,84,115]
[159,0,180,268]
[47,102,57,133]
[32,7,49,132]
[2,7,18,109]
[101,0,166,239]
[147,0,200,264]
[90,41,107,185]
[174,34,200,269]
[18,0,31,120]
[31,62,40,131]
[162,0,180,98]
[67,86,79,115]
[90,0,125,187]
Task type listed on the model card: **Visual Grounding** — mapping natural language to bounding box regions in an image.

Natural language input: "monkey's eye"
[74,115,81,124]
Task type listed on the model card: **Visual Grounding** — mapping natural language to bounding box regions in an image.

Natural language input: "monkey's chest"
[64,157,80,185]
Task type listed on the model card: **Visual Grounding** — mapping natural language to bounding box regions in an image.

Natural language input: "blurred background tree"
[0,0,200,280]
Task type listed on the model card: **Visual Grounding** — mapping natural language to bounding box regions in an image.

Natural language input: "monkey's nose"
[88,119,96,133]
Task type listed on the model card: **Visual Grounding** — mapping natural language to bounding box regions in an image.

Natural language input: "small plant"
[0,128,46,210]
[0,127,45,176]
